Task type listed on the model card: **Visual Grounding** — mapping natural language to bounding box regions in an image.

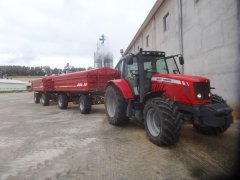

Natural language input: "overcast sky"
[0,0,156,69]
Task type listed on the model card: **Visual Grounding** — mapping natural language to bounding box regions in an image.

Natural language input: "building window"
[163,12,169,32]
[146,35,149,48]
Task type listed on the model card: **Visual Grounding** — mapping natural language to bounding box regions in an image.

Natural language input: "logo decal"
[77,83,87,87]
[151,77,181,85]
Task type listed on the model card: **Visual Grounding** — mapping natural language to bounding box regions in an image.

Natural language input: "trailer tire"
[144,97,182,146]
[58,93,68,109]
[105,85,129,126]
[34,92,40,104]
[40,93,50,106]
[193,94,232,135]
[79,95,92,114]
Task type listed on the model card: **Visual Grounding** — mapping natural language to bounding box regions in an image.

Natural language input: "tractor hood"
[151,74,210,84]
[151,73,211,105]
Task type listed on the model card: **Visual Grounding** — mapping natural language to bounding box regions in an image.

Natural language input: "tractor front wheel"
[144,97,182,146]
[104,85,129,126]
[193,94,232,135]
[193,124,230,135]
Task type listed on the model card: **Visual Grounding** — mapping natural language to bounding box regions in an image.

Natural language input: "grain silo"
[94,35,113,69]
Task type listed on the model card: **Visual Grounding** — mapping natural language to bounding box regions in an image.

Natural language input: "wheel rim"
[41,95,44,104]
[79,99,84,110]
[146,108,161,137]
[58,96,62,107]
[106,91,117,117]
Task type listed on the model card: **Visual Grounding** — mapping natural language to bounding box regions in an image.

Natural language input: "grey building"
[125,0,240,119]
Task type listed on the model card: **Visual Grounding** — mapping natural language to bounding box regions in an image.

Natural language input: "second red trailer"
[32,68,120,114]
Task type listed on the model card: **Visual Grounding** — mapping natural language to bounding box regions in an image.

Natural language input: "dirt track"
[0,92,239,179]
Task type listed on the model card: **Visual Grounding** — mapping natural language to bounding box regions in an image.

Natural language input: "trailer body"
[52,68,118,92]
[32,76,55,91]
[32,68,120,113]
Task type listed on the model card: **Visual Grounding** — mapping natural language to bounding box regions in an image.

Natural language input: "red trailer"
[32,68,120,114]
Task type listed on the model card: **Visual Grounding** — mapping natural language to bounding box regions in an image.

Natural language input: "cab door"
[123,57,139,96]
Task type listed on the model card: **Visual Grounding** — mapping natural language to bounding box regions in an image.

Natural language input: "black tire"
[211,94,226,104]
[193,94,232,135]
[40,93,50,106]
[144,97,182,146]
[34,92,40,104]
[58,93,68,109]
[104,85,130,126]
[79,95,92,114]
[194,123,230,135]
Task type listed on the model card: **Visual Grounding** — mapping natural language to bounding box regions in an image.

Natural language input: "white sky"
[0,0,157,69]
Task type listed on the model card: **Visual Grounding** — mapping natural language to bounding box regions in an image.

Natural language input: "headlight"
[197,93,202,99]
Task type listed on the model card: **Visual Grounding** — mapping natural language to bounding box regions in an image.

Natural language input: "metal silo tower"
[94,35,113,68]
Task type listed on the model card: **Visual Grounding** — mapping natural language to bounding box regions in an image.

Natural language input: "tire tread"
[144,97,182,146]
[104,85,129,126]
[79,95,92,114]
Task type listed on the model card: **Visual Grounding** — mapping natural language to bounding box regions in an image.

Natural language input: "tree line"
[0,65,88,77]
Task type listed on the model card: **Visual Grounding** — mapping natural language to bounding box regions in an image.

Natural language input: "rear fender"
[106,79,134,100]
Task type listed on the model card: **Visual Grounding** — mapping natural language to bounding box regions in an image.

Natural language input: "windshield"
[143,56,180,74]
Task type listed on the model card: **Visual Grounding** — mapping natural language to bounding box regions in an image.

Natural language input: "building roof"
[125,0,165,54]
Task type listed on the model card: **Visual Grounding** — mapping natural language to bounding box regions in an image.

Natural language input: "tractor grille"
[193,82,210,100]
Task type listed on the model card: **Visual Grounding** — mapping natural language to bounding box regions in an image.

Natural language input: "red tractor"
[104,49,233,146]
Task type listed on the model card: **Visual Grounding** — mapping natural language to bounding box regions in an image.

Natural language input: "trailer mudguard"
[107,79,134,100]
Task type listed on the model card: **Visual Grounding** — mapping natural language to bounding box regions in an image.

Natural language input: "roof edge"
[124,0,165,54]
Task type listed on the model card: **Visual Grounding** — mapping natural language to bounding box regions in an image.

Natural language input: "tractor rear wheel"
[58,93,68,109]
[104,85,129,126]
[34,92,40,104]
[40,93,50,106]
[144,97,182,146]
[79,95,92,114]
[193,94,232,135]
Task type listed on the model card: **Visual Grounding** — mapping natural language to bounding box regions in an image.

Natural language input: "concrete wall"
[126,0,239,118]
[0,83,27,91]
[0,79,29,91]
[182,0,239,119]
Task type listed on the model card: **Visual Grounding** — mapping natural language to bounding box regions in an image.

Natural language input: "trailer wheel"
[79,95,92,114]
[144,97,182,146]
[34,92,40,104]
[193,94,232,135]
[58,93,68,109]
[40,93,50,106]
[104,85,129,126]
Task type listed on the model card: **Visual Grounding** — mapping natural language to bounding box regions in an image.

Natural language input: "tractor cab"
[115,49,183,102]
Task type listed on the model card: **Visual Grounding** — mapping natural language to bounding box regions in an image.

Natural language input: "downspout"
[178,0,184,73]
[237,0,240,120]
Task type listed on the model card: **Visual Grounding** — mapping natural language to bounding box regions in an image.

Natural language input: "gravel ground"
[0,92,239,179]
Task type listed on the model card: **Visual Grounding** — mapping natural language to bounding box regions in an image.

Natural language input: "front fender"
[106,79,134,99]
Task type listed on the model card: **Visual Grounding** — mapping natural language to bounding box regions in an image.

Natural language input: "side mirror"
[179,56,184,65]
[126,55,133,65]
